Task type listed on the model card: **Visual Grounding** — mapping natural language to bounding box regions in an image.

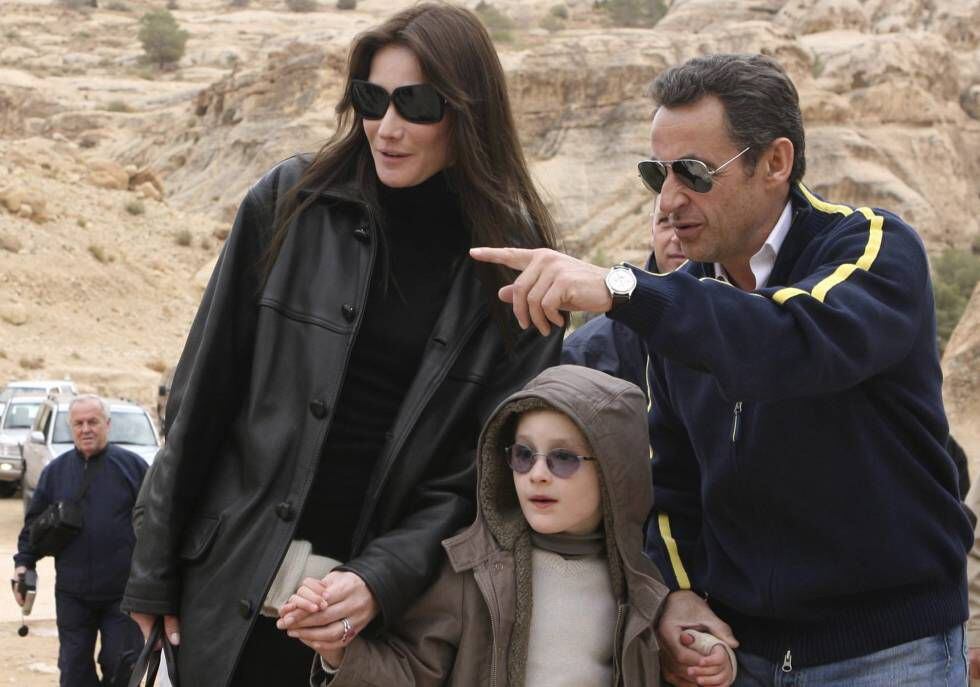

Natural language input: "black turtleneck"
[296,172,469,560]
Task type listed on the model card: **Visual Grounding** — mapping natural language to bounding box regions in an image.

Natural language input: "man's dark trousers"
[55,590,142,687]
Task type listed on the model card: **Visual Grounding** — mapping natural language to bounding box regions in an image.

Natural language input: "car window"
[3,402,41,429]
[109,412,158,446]
[52,410,72,444]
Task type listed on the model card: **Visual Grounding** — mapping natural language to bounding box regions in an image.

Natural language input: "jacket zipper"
[612,603,626,686]
[730,401,742,443]
[474,568,500,687]
[781,649,793,672]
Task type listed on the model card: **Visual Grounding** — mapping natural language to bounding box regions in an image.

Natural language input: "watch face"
[607,268,636,293]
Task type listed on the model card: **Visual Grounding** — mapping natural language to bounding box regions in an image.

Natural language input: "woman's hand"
[277,571,379,653]
[130,612,181,649]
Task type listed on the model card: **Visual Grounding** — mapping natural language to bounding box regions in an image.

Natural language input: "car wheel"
[0,480,18,498]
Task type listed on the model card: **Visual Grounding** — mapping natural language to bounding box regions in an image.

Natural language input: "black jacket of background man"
[16,444,148,598]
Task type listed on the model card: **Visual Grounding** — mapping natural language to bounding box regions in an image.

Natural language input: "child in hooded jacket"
[279,365,736,686]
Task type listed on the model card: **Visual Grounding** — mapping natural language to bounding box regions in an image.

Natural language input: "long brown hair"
[264,2,558,338]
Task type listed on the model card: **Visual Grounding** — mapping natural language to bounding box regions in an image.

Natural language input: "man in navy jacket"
[472,53,972,685]
[13,394,148,687]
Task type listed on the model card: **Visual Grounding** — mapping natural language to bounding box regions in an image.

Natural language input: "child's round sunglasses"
[504,443,596,479]
[637,146,750,194]
[350,79,446,124]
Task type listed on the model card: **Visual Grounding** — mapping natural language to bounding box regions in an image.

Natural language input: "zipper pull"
[730,401,743,443]
[781,649,792,673]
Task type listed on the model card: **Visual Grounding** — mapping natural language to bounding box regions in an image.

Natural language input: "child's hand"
[277,577,329,630]
[320,647,345,671]
[682,629,737,687]
[685,642,734,686]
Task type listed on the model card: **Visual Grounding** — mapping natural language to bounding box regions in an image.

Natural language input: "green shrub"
[337,0,356,8]
[475,2,514,42]
[550,4,569,19]
[105,100,132,113]
[175,229,193,246]
[286,0,318,11]
[60,0,97,7]
[106,0,132,11]
[932,248,980,353]
[540,13,565,32]
[138,10,189,67]
[596,0,667,27]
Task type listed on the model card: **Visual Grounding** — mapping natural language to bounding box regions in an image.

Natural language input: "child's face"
[511,409,603,536]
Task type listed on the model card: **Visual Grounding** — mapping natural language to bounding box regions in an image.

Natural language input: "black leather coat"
[121,157,562,685]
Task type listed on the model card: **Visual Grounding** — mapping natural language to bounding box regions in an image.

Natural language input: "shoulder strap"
[74,454,104,503]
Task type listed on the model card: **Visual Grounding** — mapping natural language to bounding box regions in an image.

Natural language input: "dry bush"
[286,0,318,11]
[88,244,111,264]
[105,100,133,113]
[175,229,193,246]
[126,199,145,215]
[19,356,44,370]
[146,358,169,373]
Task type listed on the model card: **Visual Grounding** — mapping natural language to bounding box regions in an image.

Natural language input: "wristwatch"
[605,264,637,308]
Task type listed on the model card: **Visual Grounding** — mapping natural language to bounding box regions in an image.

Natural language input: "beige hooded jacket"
[317,365,669,687]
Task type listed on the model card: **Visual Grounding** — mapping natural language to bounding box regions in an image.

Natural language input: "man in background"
[13,394,148,687]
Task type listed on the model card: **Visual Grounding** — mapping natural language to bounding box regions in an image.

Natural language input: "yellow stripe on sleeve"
[658,513,692,590]
[773,183,884,305]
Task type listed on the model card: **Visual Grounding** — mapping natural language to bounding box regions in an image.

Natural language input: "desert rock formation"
[0,0,977,432]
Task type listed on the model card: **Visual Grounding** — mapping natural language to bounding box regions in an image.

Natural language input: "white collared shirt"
[714,200,793,289]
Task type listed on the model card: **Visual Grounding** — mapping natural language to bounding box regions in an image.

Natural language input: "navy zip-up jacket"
[15,444,148,599]
[608,182,972,667]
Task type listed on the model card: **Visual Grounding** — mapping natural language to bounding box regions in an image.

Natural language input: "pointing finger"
[469,246,535,271]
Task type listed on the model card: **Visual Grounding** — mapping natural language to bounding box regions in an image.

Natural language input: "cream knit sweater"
[525,548,617,687]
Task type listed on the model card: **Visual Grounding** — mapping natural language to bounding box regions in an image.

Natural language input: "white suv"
[21,395,160,509]
[0,393,47,497]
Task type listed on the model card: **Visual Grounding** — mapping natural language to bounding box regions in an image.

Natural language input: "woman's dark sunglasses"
[505,443,596,479]
[637,146,750,194]
[350,79,446,124]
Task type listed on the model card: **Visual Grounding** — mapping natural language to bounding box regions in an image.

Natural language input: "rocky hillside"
[0,0,977,432]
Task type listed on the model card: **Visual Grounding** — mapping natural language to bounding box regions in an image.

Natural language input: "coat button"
[275,501,295,522]
[353,226,370,243]
[341,304,356,322]
[238,598,253,619]
[309,399,327,419]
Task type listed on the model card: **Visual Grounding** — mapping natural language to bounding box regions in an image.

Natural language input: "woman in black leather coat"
[122,4,562,684]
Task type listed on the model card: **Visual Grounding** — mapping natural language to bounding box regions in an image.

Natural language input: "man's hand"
[969,645,980,679]
[130,612,180,649]
[11,566,27,606]
[657,591,738,687]
[469,247,612,336]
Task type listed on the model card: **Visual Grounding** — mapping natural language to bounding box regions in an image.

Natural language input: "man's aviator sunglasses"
[505,443,596,479]
[350,79,446,124]
[637,146,750,194]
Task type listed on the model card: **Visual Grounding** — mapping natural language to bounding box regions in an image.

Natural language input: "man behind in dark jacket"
[12,394,148,687]
[472,53,971,686]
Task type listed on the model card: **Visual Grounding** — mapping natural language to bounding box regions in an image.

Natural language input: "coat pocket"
[178,515,221,562]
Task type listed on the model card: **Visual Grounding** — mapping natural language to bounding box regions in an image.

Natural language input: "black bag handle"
[127,617,179,687]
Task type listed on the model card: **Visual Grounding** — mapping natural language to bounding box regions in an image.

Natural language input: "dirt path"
[0,496,59,686]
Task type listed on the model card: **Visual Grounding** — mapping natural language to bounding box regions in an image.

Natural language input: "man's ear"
[762,137,794,186]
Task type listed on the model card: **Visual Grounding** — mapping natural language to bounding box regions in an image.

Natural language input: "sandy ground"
[0,494,60,687]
